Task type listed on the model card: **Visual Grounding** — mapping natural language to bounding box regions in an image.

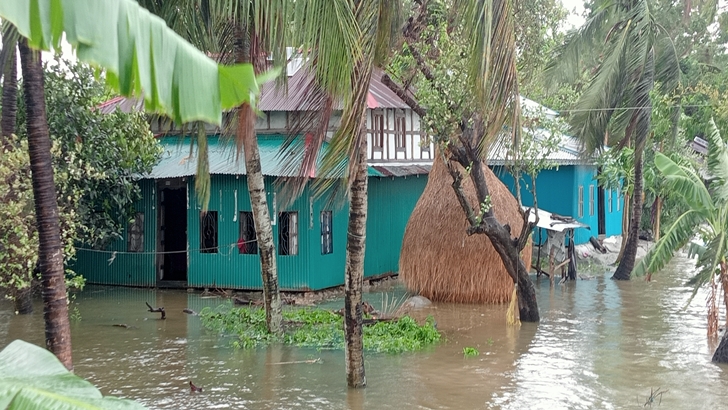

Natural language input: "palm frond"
[194,123,211,212]
[705,119,728,204]
[632,209,706,276]
[569,19,631,154]
[291,0,361,98]
[687,231,726,304]
[0,22,19,78]
[654,152,714,214]
[544,1,616,86]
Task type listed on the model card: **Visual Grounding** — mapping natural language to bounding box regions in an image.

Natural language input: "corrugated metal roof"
[103,67,413,114]
[97,96,144,114]
[148,136,382,179]
[258,67,411,111]
[488,129,591,166]
[370,164,432,177]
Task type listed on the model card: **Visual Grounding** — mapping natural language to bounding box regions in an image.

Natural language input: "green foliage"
[1,57,160,297]
[0,340,146,409]
[0,135,84,296]
[0,0,262,126]
[15,56,162,249]
[462,347,479,356]
[200,304,441,354]
[634,120,728,300]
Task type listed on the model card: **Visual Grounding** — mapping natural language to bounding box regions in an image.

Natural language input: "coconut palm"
[1,0,261,369]
[633,119,728,362]
[546,0,680,280]
[284,0,399,388]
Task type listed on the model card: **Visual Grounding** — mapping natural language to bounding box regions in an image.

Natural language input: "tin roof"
[370,164,432,177]
[488,128,590,166]
[148,136,381,179]
[258,67,411,111]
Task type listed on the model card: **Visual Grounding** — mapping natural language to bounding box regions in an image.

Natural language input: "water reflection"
[2,254,728,409]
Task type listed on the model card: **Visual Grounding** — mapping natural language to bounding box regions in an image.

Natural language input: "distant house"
[490,106,624,245]
[74,68,431,290]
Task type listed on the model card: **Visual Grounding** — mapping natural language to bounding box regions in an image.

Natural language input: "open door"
[157,178,188,286]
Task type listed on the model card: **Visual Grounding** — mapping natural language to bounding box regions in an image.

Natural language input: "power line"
[555,103,713,114]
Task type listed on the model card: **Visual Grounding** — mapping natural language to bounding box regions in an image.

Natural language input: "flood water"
[2,254,728,409]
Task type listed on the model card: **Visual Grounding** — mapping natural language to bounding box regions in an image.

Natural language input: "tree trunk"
[2,38,30,314]
[344,131,368,389]
[18,39,73,370]
[234,25,282,335]
[612,149,644,280]
[1,37,18,147]
[239,103,282,335]
[447,155,539,322]
[615,192,630,264]
[712,263,728,363]
[652,196,662,243]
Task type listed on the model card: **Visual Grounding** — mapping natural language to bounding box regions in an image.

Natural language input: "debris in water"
[189,380,203,393]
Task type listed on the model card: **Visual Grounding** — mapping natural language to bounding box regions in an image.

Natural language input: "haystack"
[399,155,532,304]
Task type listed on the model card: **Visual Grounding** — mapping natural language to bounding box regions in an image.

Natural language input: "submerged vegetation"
[200,304,441,354]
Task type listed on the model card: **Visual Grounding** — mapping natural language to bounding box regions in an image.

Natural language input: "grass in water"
[200,303,440,354]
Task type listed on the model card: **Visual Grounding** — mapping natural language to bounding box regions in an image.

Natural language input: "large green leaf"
[654,152,714,214]
[0,340,146,409]
[0,0,260,126]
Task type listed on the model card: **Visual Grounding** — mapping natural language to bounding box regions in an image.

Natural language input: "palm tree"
[547,0,680,280]
[17,38,73,368]
[285,0,399,388]
[1,0,261,369]
[634,119,728,362]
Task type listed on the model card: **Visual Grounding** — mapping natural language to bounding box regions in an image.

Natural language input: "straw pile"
[399,155,532,304]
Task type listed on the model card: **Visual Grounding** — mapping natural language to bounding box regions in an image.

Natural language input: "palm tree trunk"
[344,129,368,389]
[612,149,644,280]
[18,39,73,370]
[238,102,282,335]
[234,24,282,335]
[652,196,662,243]
[1,38,17,146]
[615,192,630,264]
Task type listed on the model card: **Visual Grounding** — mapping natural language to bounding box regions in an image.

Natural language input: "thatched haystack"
[399,155,532,304]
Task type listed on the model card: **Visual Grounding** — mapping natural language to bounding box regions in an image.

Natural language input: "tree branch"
[381,74,426,117]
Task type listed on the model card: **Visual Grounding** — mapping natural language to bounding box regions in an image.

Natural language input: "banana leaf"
[0,340,146,410]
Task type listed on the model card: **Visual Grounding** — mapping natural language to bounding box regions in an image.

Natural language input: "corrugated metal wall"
[365,175,428,277]
[76,174,428,291]
[74,180,157,286]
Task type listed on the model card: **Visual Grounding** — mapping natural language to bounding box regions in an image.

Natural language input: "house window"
[394,113,406,152]
[608,189,613,213]
[321,211,333,255]
[578,186,584,218]
[589,185,595,216]
[238,211,257,254]
[278,212,299,255]
[372,110,385,150]
[200,211,218,253]
[127,212,144,252]
[617,193,621,211]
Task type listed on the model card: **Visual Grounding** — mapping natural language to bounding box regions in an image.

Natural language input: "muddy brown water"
[2,255,728,409]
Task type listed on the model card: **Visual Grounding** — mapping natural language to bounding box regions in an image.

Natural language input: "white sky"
[561,0,587,30]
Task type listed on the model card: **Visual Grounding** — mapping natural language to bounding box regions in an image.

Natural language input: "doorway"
[157,179,188,284]
[597,186,606,237]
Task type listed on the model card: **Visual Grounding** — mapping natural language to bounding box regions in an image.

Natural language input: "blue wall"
[493,165,623,245]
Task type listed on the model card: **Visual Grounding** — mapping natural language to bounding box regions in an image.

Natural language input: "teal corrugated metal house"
[75,67,432,290]
[75,136,428,290]
[491,132,623,245]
